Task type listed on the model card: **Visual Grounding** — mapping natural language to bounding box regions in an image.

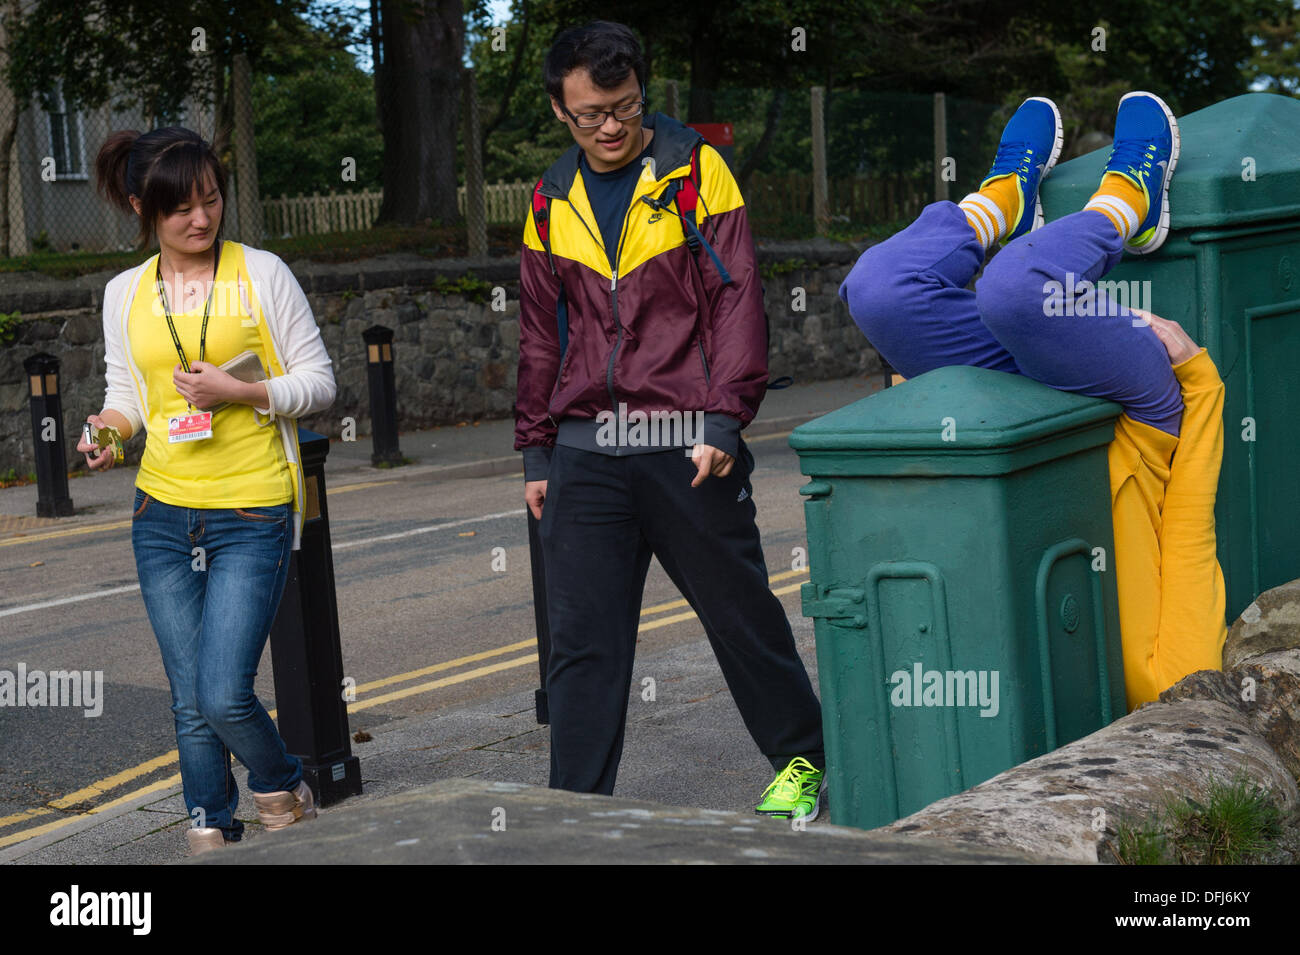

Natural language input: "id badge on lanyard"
[159,245,220,443]
[168,411,214,443]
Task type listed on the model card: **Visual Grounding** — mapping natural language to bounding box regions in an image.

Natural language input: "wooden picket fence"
[458,179,534,225]
[263,189,384,237]
[258,173,928,239]
[262,182,536,237]
[745,172,928,228]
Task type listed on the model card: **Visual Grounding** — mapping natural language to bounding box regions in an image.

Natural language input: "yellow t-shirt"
[130,240,293,508]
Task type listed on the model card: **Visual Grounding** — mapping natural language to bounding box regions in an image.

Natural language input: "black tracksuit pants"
[538,440,826,795]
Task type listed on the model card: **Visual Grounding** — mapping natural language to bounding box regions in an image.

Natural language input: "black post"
[527,510,551,724]
[268,428,362,806]
[362,324,402,466]
[881,359,897,390]
[24,352,74,517]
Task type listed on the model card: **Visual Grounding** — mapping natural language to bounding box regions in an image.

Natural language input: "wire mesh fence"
[3,96,148,257]
[0,81,234,258]
[0,70,1007,260]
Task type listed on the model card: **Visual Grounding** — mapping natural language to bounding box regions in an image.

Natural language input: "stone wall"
[0,241,876,475]
[880,579,1300,863]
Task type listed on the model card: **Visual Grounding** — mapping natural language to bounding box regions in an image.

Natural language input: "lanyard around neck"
[155,242,221,374]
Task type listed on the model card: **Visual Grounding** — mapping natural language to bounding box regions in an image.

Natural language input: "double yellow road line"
[0,566,809,851]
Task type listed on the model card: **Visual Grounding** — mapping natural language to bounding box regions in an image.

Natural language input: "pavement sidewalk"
[3,374,967,865]
[0,374,881,535]
[4,618,1048,865]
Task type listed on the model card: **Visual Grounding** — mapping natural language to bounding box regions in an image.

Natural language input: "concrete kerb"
[325,410,831,485]
[0,408,831,543]
[0,781,187,865]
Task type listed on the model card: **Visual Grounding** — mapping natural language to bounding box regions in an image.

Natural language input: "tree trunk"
[686,19,719,123]
[231,52,263,243]
[375,0,464,226]
[480,0,530,146]
[0,0,21,258]
[738,88,786,194]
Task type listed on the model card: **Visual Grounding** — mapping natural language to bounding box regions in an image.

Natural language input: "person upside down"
[839,91,1227,710]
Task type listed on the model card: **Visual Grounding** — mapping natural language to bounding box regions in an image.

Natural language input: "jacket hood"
[538,111,705,199]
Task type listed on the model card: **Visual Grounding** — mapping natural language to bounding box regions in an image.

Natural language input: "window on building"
[46,85,87,180]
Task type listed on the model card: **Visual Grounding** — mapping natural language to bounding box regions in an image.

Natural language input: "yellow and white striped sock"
[958,175,1020,250]
[1084,172,1147,240]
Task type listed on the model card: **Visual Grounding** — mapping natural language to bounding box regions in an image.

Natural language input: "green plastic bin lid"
[1042,93,1300,230]
[790,365,1119,463]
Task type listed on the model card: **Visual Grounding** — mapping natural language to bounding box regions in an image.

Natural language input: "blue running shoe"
[976,96,1063,242]
[1101,91,1179,255]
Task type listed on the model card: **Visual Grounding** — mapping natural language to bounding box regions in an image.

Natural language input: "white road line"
[0,583,142,618]
[0,509,528,618]
[314,508,527,551]
[3,509,527,621]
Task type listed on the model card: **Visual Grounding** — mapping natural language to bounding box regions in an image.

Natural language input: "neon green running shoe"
[754,757,825,821]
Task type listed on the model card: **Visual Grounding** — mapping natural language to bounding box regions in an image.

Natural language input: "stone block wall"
[0,240,878,474]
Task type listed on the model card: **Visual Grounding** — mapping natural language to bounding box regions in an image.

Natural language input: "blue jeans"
[131,487,301,840]
[839,202,1185,435]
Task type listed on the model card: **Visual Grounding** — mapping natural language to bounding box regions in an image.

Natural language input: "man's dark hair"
[544,20,646,105]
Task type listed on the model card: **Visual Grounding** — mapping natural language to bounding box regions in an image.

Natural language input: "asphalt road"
[0,431,813,845]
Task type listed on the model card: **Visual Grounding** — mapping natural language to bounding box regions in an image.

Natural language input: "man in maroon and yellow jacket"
[515,20,826,818]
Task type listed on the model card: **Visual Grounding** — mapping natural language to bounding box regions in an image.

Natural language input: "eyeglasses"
[561,99,645,128]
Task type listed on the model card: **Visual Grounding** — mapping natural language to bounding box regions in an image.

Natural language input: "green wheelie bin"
[791,366,1127,830]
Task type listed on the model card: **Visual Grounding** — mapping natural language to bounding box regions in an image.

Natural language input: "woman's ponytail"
[94,129,142,217]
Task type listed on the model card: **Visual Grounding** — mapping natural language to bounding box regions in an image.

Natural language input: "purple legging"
[839,201,1184,435]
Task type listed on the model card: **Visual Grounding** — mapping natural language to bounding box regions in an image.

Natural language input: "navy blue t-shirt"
[580,137,654,269]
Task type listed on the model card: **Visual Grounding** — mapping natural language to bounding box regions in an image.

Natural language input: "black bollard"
[24,352,74,517]
[267,427,362,806]
[362,324,402,466]
[527,510,551,724]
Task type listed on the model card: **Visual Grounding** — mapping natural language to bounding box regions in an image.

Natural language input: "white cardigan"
[101,242,337,549]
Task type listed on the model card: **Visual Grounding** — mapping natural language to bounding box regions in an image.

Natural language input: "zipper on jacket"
[697,339,711,383]
[605,184,642,443]
[558,164,662,447]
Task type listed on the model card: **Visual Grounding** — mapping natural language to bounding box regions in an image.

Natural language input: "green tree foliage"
[1038,0,1295,113]
[252,38,383,199]
[1244,0,1300,94]
[3,0,331,119]
[467,1,574,184]
[488,1,1293,171]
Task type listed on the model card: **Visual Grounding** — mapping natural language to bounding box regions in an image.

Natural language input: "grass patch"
[0,223,524,280]
[0,310,20,345]
[759,257,811,280]
[429,273,494,304]
[0,467,90,487]
[0,217,892,282]
[1108,775,1284,865]
[374,456,417,469]
[0,467,36,488]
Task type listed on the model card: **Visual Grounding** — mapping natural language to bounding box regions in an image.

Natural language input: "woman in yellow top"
[80,127,337,854]
[840,92,1226,711]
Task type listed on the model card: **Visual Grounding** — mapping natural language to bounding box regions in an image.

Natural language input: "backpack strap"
[531,178,568,358]
[644,147,792,392]
[648,143,732,286]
